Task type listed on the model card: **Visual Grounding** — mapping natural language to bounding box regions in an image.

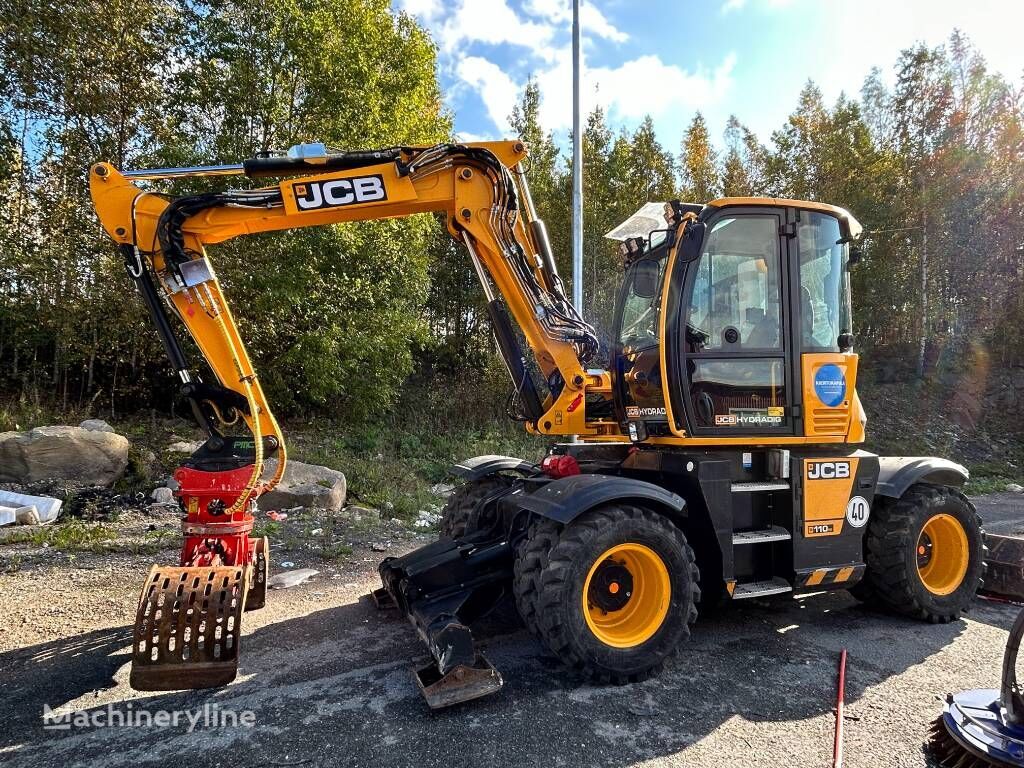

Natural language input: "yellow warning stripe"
[802,565,861,587]
[806,569,828,586]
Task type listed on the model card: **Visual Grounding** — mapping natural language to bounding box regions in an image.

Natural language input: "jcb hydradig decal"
[802,457,861,537]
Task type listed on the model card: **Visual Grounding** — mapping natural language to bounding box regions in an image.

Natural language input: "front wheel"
[520,504,699,684]
[855,484,985,623]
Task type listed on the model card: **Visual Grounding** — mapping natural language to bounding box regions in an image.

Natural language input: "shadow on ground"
[2,584,1018,768]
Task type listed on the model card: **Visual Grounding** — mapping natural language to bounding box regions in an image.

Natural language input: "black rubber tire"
[855,484,986,623]
[440,476,511,539]
[526,504,700,684]
[513,516,561,637]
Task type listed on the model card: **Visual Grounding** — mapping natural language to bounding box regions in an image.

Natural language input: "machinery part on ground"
[928,607,1024,767]
[524,504,699,683]
[414,653,504,710]
[984,535,1024,602]
[853,483,985,622]
[374,532,513,707]
[130,564,250,691]
[440,476,514,539]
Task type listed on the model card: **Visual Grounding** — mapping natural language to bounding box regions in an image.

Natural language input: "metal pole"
[571,0,583,315]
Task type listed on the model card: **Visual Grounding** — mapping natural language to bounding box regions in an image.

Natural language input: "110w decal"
[292,174,387,211]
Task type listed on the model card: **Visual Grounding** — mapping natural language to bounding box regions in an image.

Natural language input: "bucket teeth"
[130,564,250,691]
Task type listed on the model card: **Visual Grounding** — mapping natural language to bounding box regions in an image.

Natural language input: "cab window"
[618,255,667,348]
[686,216,782,351]
[798,213,851,351]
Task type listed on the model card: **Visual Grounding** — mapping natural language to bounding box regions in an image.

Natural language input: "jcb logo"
[807,461,851,480]
[293,174,387,211]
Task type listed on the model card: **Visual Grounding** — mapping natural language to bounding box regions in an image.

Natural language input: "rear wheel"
[854,484,985,622]
[440,476,512,539]
[518,504,699,683]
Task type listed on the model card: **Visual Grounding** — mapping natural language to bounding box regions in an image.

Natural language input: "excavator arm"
[90,142,610,448]
[88,141,612,694]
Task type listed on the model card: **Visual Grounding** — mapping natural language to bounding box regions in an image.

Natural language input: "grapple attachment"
[130,564,250,691]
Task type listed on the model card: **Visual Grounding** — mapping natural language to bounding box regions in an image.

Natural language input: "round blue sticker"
[813,363,846,407]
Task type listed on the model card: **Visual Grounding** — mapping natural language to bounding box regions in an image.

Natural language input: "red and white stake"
[833,648,848,768]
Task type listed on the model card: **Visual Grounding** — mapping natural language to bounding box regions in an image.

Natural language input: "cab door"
[669,208,796,436]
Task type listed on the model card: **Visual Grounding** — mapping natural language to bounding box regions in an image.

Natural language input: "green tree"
[679,113,720,202]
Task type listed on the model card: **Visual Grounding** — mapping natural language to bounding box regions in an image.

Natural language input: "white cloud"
[523,0,628,43]
[455,130,500,143]
[395,0,443,21]
[414,0,733,146]
[454,46,736,140]
[456,56,522,134]
[439,0,557,57]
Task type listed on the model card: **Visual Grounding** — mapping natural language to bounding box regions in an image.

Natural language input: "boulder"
[0,426,129,487]
[167,440,201,454]
[259,459,347,511]
[1007,483,1024,494]
[79,419,115,433]
[150,486,176,504]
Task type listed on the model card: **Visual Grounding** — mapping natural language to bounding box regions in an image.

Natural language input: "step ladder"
[728,471,793,599]
[732,525,791,545]
[732,577,793,599]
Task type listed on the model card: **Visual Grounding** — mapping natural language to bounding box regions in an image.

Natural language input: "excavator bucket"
[130,564,251,691]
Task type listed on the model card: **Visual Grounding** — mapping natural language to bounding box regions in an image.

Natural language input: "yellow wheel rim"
[583,543,670,648]
[917,513,969,596]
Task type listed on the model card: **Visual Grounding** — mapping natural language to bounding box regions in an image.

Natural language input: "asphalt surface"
[1,494,1021,768]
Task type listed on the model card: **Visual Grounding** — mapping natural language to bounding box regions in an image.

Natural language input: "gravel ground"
[0,495,1020,768]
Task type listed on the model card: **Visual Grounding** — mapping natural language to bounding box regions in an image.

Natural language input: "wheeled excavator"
[90,140,986,708]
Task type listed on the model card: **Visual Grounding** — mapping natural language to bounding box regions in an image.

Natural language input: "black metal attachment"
[375,533,513,707]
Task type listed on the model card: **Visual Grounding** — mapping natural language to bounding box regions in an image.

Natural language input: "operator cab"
[611,199,863,443]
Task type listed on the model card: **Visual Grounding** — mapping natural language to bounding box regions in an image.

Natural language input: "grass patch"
[1,519,119,552]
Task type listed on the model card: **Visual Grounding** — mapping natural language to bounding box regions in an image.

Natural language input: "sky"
[396,0,1023,152]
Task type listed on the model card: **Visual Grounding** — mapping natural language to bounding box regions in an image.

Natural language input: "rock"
[79,419,115,433]
[430,482,455,497]
[370,542,388,552]
[413,509,442,529]
[167,440,201,453]
[0,489,62,523]
[0,507,15,526]
[150,486,175,504]
[268,568,319,589]
[0,427,129,487]
[15,505,41,525]
[259,459,347,512]
[1007,483,1024,494]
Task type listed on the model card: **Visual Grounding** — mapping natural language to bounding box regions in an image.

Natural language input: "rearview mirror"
[632,259,661,299]
[679,221,706,262]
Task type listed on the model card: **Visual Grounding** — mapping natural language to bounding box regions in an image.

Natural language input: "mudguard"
[875,456,969,499]
[450,454,536,482]
[509,473,686,525]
